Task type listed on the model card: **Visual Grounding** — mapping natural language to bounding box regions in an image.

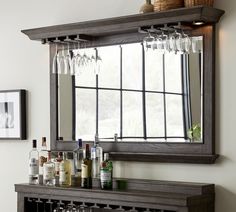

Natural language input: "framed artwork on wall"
[0,90,27,140]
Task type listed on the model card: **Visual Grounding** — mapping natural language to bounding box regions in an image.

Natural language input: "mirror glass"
[57,37,203,143]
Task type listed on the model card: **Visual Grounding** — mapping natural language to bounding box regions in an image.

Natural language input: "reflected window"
[72,43,201,142]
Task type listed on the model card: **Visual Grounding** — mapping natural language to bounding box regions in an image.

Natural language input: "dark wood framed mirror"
[22,6,224,163]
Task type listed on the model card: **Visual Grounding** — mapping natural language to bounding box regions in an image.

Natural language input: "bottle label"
[43,166,54,180]
[54,161,60,175]
[29,158,39,175]
[91,147,97,159]
[81,164,88,178]
[59,164,69,183]
[39,156,47,167]
[100,170,111,182]
[59,170,67,183]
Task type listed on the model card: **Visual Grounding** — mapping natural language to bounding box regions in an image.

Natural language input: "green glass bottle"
[100,153,113,190]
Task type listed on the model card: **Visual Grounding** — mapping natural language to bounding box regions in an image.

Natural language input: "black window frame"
[73,43,190,142]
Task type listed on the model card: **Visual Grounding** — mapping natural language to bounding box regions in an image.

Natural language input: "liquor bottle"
[67,152,76,186]
[29,139,39,184]
[54,152,63,176]
[53,152,63,186]
[43,151,56,186]
[81,144,92,188]
[91,134,103,178]
[39,137,47,184]
[100,153,113,190]
[59,152,72,186]
[73,139,84,186]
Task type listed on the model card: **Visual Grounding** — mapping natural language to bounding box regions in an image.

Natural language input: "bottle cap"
[32,139,37,148]
[42,137,46,146]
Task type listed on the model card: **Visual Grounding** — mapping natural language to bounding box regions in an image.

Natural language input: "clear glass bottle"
[59,152,72,186]
[67,152,76,186]
[100,153,113,190]
[54,152,63,176]
[29,139,39,184]
[91,134,103,178]
[81,144,92,188]
[43,151,56,186]
[73,139,84,186]
[53,152,63,186]
[39,137,47,184]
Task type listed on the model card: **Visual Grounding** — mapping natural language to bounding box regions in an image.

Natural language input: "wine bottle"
[81,144,92,188]
[100,153,113,190]
[59,152,72,186]
[91,134,103,178]
[73,139,83,186]
[39,137,47,184]
[29,139,39,185]
[43,151,55,186]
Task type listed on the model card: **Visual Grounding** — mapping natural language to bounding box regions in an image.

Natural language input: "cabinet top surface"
[15,180,215,207]
[21,6,224,41]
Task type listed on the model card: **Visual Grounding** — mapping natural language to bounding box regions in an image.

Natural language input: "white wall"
[0,0,235,211]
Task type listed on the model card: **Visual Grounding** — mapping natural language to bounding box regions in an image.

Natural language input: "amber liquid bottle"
[81,144,92,188]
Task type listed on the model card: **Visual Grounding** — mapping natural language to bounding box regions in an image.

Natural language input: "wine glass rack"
[25,197,175,212]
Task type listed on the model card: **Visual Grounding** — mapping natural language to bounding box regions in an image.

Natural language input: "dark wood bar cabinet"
[15,178,215,212]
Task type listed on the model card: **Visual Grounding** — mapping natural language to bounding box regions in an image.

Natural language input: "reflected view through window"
[71,42,202,142]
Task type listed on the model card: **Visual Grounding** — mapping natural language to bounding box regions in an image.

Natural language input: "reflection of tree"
[0,113,14,129]
[187,123,201,142]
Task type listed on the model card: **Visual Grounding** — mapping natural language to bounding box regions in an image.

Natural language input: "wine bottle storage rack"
[25,197,176,212]
[15,179,215,212]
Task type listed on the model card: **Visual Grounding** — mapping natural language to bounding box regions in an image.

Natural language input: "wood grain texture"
[21,6,224,41]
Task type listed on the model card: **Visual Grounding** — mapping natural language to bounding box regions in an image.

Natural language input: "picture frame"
[0,90,27,140]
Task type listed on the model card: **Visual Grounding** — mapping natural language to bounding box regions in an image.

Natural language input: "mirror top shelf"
[21,6,224,42]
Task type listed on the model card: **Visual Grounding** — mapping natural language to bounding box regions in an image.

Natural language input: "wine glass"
[169,29,182,54]
[181,31,191,54]
[64,43,72,74]
[156,31,169,54]
[52,44,61,74]
[65,203,76,212]
[53,201,65,212]
[143,33,155,51]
